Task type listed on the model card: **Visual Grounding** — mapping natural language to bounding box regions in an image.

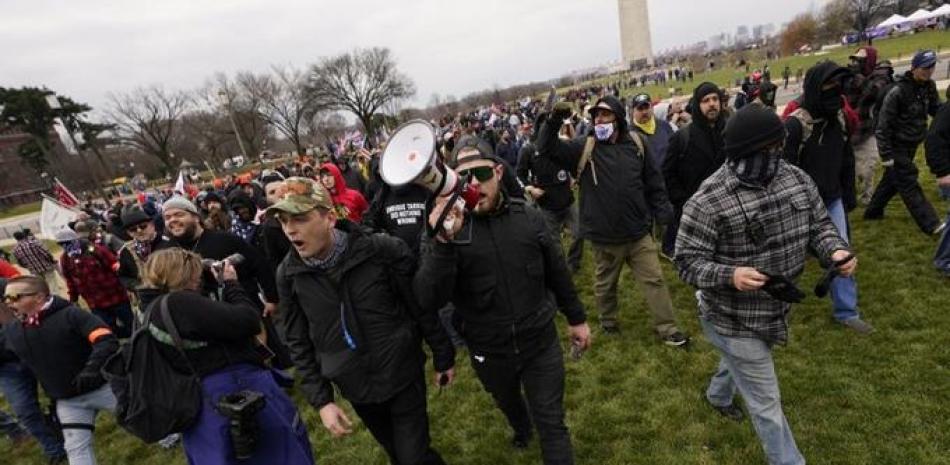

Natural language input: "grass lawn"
[3,149,949,465]
[0,201,41,221]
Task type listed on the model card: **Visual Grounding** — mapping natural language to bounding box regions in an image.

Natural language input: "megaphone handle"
[429,186,464,238]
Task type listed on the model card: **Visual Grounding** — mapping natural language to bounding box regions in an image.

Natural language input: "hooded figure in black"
[784,61,857,210]
[661,82,728,256]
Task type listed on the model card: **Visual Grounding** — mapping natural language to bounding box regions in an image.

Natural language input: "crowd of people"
[0,46,948,465]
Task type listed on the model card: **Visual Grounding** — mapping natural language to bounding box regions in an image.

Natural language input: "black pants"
[864,148,940,233]
[470,335,574,465]
[540,205,584,272]
[351,377,445,465]
[660,205,683,257]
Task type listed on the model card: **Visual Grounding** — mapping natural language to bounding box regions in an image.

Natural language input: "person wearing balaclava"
[784,61,870,334]
[865,50,945,236]
[676,104,856,465]
[662,82,728,259]
[538,95,690,347]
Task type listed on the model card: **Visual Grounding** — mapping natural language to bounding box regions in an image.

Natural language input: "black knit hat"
[121,207,151,229]
[723,105,786,160]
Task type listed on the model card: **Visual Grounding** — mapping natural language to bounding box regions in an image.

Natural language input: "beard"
[169,221,199,241]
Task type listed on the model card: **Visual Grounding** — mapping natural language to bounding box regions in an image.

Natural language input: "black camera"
[215,390,266,460]
[201,253,245,274]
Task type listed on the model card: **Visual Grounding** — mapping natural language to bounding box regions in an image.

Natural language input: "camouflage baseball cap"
[265,177,333,216]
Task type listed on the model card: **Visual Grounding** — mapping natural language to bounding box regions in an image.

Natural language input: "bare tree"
[890,0,918,15]
[848,0,891,36]
[237,65,316,155]
[306,47,416,136]
[180,84,239,168]
[107,86,189,170]
[819,0,855,43]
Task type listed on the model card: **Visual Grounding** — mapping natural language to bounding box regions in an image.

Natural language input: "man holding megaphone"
[414,138,591,465]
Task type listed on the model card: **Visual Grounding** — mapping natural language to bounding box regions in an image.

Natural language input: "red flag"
[53,178,80,207]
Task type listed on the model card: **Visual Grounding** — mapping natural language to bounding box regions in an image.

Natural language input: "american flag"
[52,177,80,207]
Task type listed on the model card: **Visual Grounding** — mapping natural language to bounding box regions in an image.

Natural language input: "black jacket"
[159,230,279,305]
[116,235,172,291]
[3,297,118,399]
[363,183,430,254]
[926,102,950,178]
[516,141,574,212]
[139,284,265,377]
[276,222,454,408]
[662,118,727,208]
[259,216,292,274]
[785,61,857,210]
[875,72,940,159]
[537,95,673,244]
[414,197,586,356]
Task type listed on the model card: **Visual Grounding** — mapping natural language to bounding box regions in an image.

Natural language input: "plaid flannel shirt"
[12,238,57,275]
[675,161,848,344]
[60,243,129,309]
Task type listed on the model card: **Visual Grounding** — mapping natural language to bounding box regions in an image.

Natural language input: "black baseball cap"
[632,93,652,109]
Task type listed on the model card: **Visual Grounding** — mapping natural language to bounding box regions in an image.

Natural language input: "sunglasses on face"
[128,222,150,232]
[3,292,37,304]
[458,166,495,182]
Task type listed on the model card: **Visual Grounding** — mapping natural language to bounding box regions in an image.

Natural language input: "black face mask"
[761,90,776,108]
[729,145,783,186]
[819,88,842,116]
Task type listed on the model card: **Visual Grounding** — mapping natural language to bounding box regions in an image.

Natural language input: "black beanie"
[723,105,786,160]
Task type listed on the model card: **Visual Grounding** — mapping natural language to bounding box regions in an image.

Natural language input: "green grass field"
[4,30,950,465]
[0,202,41,221]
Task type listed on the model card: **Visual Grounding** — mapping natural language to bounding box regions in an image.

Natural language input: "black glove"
[550,102,573,124]
[760,272,805,304]
[73,371,105,395]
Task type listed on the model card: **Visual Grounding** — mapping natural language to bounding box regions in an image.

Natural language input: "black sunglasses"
[3,292,38,304]
[128,222,151,232]
[458,166,495,182]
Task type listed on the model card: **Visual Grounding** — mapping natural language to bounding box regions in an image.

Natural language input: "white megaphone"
[380,120,459,195]
[379,120,480,235]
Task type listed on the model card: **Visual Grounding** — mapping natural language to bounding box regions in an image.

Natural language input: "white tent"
[907,8,936,22]
[877,14,908,28]
[932,4,950,17]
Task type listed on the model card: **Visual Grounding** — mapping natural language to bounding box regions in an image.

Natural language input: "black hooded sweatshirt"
[537,95,672,244]
[3,297,118,399]
[785,61,857,209]
[926,101,950,178]
[663,82,728,208]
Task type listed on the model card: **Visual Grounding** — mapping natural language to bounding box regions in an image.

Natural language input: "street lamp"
[217,89,250,161]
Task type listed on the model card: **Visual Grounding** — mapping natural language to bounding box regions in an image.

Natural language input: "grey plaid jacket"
[675,161,848,344]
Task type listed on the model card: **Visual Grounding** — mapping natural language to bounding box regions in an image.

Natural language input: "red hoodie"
[320,163,368,222]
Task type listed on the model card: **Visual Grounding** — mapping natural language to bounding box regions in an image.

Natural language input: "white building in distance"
[617,0,654,67]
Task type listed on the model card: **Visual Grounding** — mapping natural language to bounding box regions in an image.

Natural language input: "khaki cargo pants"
[591,234,678,337]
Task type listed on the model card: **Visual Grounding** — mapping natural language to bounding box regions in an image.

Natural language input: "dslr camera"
[215,390,266,460]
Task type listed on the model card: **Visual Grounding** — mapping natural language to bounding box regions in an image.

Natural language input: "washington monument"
[618,0,653,66]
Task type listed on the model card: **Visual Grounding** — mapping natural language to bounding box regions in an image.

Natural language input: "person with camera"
[137,248,314,464]
[416,139,591,465]
[270,177,455,465]
[675,105,855,465]
[538,95,689,346]
[2,275,119,465]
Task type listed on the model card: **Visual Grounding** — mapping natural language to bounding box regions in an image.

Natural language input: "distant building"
[617,0,654,66]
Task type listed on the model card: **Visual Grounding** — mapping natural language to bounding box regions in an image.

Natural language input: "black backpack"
[102,294,203,443]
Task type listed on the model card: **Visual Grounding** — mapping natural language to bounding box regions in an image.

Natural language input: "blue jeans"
[936,210,950,275]
[700,316,805,465]
[0,407,26,439]
[826,199,859,321]
[0,362,65,458]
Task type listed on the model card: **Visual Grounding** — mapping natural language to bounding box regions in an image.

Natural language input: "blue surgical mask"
[594,123,615,141]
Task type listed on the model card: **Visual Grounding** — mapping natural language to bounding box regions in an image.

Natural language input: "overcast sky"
[3,0,827,111]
